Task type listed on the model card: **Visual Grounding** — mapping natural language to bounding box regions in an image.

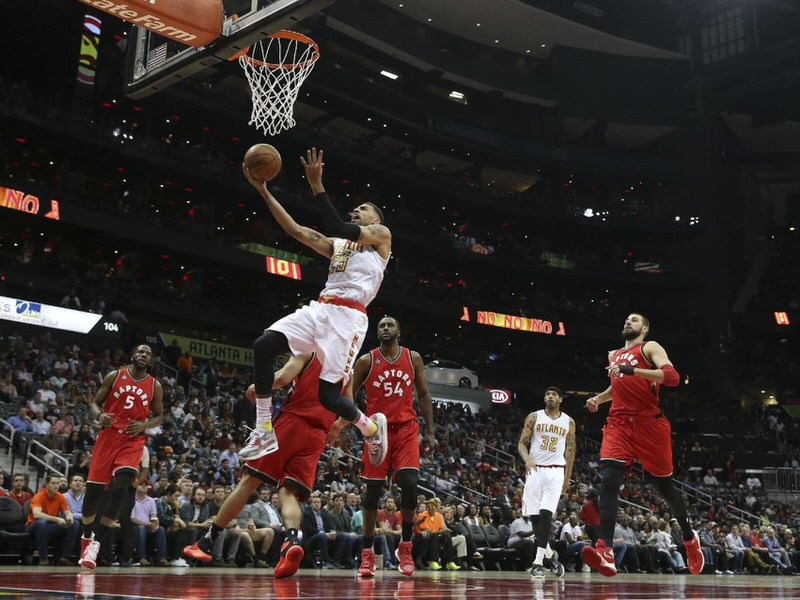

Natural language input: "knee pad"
[362,481,383,512]
[253,330,289,357]
[397,469,419,510]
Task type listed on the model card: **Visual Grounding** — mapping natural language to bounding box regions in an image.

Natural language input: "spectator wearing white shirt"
[28,392,46,415]
[725,524,746,573]
[39,381,56,404]
[560,513,590,572]
[746,476,762,489]
[702,469,718,486]
[218,443,240,469]
[31,411,51,436]
[48,369,67,392]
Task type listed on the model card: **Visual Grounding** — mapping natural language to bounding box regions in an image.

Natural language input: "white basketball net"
[239,31,319,136]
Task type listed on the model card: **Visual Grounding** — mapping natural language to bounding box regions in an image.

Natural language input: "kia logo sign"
[489,389,512,404]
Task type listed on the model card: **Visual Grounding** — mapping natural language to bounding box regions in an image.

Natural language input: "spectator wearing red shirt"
[377,496,402,558]
[579,489,601,544]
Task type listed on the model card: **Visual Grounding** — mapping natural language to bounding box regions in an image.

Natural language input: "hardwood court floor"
[0,566,797,600]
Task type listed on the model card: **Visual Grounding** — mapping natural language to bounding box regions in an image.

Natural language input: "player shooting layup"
[239,148,389,466]
[518,386,574,579]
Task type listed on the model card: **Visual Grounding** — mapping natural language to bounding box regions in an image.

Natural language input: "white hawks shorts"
[268,300,368,384]
[522,466,564,516]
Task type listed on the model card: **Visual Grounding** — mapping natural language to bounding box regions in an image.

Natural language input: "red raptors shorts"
[362,419,419,481]
[600,412,673,477]
[87,429,145,485]
[245,412,327,500]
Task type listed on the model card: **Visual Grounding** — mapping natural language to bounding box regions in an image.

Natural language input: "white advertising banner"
[0,296,102,334]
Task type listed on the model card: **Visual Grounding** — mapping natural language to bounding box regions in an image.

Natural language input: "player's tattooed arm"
[297,226,334,258]
[562,418,576,494]
[518,412,538,473]
[358,223,391,252]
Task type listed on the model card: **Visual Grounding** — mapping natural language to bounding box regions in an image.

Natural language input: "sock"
[287,528,299,542]
[534,547,545,565]
[544,543,553,559]
[363,535,374,550]
[402,521,413,542]
[82,522,94,539]
[209,523,224,543]
[354,411,377,436]
[256,397,273,431]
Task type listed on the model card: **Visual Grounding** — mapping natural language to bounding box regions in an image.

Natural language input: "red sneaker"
[684,531,705,575]
[274,539,304,579]
[581,539,617,577]
[358,548,376,578]
[183,539,212,563]
[78,535,100,570]
[395,541,415,577]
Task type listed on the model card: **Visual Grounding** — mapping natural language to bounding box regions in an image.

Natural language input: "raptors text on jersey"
[363,347,417,425]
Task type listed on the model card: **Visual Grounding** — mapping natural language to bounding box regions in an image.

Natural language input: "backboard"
[124,0,332,99]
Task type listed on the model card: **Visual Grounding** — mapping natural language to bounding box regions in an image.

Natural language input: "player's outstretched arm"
[301,148,391,252]
[640,342,681,386]
[243,164,334,258]
[411,351,436,447]
[562,418,576,494]
[518,412,538,473]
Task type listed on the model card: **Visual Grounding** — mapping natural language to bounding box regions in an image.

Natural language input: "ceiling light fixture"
[449,91,465,99]
[380,70,399,80]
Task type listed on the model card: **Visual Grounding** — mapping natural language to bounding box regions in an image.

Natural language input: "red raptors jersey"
[608,341,661,416]
[105,368,156,431]
[363,347,417,425]
[279,354,337,431]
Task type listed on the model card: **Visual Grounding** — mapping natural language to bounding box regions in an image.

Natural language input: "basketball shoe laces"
[239,423,278,458]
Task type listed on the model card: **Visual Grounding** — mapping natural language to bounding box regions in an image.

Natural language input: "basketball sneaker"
[530,563,545,579]
[274,539,304,579]
[549,550,565,578]
[581,539,617,577]
[79,534,100,570]
[358,548,376,578]
[239,422,279,460]
[364,413,388,466]
[684,531,705,575]
[184,535,213,562]
[395,541,415,576]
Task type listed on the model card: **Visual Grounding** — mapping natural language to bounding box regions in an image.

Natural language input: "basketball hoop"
[238,30,319,136]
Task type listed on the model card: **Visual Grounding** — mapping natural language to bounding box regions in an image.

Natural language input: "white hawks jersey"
[530,409,570,466]
[320,238,390,307]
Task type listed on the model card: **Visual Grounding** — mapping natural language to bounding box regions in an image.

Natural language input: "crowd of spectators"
[1,329,799,574]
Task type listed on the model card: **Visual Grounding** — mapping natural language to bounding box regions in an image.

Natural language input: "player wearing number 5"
[78,344,164,569]
[518,386,574,579]
[329,316,435,578]
[240,148,390,466]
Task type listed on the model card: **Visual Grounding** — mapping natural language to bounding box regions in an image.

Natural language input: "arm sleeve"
[660,364,680,386]
[314,192,361,242]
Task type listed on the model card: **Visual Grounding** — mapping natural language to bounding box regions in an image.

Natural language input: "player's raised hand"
[300,147,325,190]
[586,397,599,412]
[242,164,267,191]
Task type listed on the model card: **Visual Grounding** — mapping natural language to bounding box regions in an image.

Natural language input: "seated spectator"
[702,469,719,487]
[236,492,274,567]
[413,498,459,570]
[614,515,644,573]
[156,484,189,567]
[746,475,762,489]
[218,442,240,469]
[205,485,243,567]
[327,492,360,568]
[25,473,80,566]
[6,406,33,452]
[301,494,339,568]
[763,527,792,574]
[30,411,50,436]
[377,496,402,562]
[506,510,536,571]
[725,524,746,573]
[559,513,590,572]
[131,482,169,566]
[7,473,32,507]
[655,520,687,573]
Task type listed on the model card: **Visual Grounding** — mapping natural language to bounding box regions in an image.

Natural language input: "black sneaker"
[531,563,545,579]
[550,550,565,578]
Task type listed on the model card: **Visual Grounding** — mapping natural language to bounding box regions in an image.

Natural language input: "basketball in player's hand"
[244,144,282,182]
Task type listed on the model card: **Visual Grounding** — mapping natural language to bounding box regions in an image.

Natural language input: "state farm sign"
[489,388,512,404]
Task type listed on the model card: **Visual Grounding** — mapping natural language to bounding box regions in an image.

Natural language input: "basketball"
[244,143,282,182]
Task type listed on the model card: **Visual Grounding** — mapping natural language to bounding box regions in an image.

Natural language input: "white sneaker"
[238,423,279,460]
[79,537,101,570]
[364,413,388,466]
[171,558,190,567]
[581,563,592,573]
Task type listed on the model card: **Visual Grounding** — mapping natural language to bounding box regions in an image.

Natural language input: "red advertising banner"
[0,186,60,220]
[488,388,512,404]
[474,310,566,336]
